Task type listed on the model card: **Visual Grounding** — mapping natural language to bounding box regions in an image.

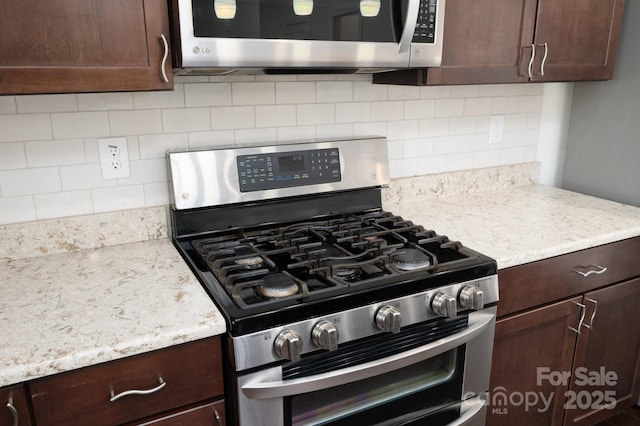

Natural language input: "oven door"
[236,307,495,426]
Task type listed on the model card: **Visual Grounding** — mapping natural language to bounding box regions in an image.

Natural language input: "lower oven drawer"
[30,337,223,426]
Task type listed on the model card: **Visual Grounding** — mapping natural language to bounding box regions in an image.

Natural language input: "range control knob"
[431,292,458,318]
[459,286,484,310]
[375,305,402,333]
[311,320,339,351]
[274,330,303,361]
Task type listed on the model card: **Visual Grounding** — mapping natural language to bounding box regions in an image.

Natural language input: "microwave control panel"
[237,148,341,192]
[413,0,437,43]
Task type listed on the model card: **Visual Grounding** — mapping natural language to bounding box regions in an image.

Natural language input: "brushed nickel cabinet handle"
[538,42,548,76]
[583,298,598,329]
[527,43,536,79]
[570,302,586,335]
[214,409,223,425]
[160,34,170,83]
[572,265,608,277]
[109,377,166,402]
[7,397,18,426]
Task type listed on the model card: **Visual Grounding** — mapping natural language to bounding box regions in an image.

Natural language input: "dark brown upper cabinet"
[374,0,625,86]
[0,0,173,95]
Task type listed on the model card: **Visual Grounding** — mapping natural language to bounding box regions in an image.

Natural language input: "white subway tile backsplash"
[91,185,145,213]
[162,107,211,133]
[52,112,110,139]
[60,164,114,191]
[232,82,275,105]
[77,92,134,111]
[276,82,316,104]
[387,85,420,101]
[256,105,296,128]
[297,104,335,125]
[371,101,404,122]
[354,81,388,101]
[450,85,479,99]
[134,85,186,110]
[184,83,232,107]
[0,77,546,224]
[211,106,256,130]
[0,143,26,170]
[17,94,78,113]
[188,130,235,148]
[139,133,189,159]
[316,81,353,103]
[25,139,85,167]
[143,182,170,206]
[387,120,419,140]
[435,99,465,118]
[0,167,61,197]
[0,96,17,114]
[34,190,93,219]
[276,126,316,142]
[0,196,35,224]
[403,100,435,120]
[0,114,52,142]
[335,103,371,124]
[108,110,162,136]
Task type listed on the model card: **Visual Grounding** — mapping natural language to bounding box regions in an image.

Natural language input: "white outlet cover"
[489,115,505,145]
[98,137,131,179]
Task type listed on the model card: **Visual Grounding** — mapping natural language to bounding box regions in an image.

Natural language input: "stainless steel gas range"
[167,137,499,426]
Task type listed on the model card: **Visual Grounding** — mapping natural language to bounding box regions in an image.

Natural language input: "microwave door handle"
[398,0,421,53]
[241,310,495,400]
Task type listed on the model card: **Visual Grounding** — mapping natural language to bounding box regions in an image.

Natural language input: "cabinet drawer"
[1,384,32,426]
[30,337,223,426]
[498,237,640,317]
[132,399,225,425]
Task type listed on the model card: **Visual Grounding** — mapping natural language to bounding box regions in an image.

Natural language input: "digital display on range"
[237,148,341,192]
[279,155,305,173]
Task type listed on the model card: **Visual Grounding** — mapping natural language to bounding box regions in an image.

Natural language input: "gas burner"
[324,258,361,282]
[234,256,264,269]
[392,248,432,271]
[257,272,300,298]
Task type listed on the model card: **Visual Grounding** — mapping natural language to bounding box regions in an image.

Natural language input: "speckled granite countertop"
[384,184,640,269]
[2,162,640,389]
[0,238,225,388]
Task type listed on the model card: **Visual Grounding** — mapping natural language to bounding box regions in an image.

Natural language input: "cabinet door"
[0,385,32,426]
[0,0,173,94]
[425,0,538,85]
[486,297,582,426]
[131,399,225,425]
[564,278,640,426]
[530,0,625,81]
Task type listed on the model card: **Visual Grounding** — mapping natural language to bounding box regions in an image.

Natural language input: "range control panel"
[412,0,437,43]
[237,148,341,192]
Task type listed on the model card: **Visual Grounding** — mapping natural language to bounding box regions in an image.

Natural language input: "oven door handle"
[242,310,495,400]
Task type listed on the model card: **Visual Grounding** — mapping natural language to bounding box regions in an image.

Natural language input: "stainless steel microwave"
[170,0,445,75]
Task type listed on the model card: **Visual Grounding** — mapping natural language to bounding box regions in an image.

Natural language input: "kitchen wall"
[0,75,543,225]
[562,0,640,207]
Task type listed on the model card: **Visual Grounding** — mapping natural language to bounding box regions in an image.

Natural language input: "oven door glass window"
[287,347,464,426]
[191,0,407,42]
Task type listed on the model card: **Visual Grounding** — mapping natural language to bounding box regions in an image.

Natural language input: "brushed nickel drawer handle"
[109,377,166,402]
[538,42,548,76]
[572,265,608,277]
[583,298,598,329]
[6,397,18,426]
[527,43,536,79]
[214,409,223,425]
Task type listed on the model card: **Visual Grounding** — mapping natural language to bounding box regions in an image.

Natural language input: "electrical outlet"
[98,137,130,179]
[489,115,505,145]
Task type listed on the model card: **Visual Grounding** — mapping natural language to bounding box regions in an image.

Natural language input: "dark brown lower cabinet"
[487,297,581,425]
[0,384,32,426]
[564,279,640,426]
[488,238,640,426]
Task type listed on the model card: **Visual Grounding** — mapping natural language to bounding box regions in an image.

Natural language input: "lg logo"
[192,46,211,54]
